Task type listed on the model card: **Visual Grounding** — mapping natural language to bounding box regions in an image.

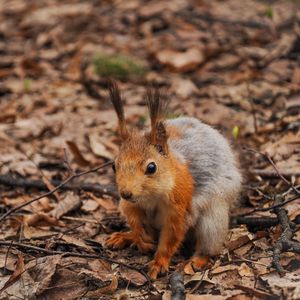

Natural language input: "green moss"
[23,78,31,92]
[93,54,147,79]
[265,6,273,19]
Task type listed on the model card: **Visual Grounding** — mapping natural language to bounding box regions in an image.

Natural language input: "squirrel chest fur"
[106,82,242,279]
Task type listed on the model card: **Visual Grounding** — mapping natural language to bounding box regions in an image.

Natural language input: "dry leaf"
[156,48,204,72]
[66,140,90,167]
[89,133,114,160]
[81,199,99,212]
[0,254,25,293]
[119,266,148,286]
[50,192,81,219]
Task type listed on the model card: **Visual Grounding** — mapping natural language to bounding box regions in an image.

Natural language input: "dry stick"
[0,240,161,295]
[272,195,296,275]
[170,271,186,300]
[252,169,300,178]
[236,194,299,217]
[0,161,113,223]
[264,154,300,195]
[190,270,206,294]
[0,175,118,199]
[245,147,300,195]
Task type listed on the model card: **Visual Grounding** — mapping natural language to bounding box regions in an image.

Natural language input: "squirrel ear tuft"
[154,121,168,155]
[146,87,169,155]
[107,80,129,140]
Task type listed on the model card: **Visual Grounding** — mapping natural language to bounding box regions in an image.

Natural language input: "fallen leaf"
[89,133,114,160]
[119,266,148,286]
[0,254,25,293]
[156,48,204,72]
[81,199,99,212]
[50,192,81,219]
[27,255,62,295]
[66,140,90,167]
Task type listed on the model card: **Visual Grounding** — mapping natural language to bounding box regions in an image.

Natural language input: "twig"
[0,174,117,198]
[0,161,113,222]
[0,240,161,295]
[189,270,206,294]
[233,216,279,229]
[236,194,299,217]
[170,271,186,300]
[3,240,13,275]
[272,195,300,275]
[244,147,300,195]
[252,169,300,178]
[61,216,101,224]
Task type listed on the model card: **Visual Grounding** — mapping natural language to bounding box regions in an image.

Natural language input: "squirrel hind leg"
[194,199,230,257]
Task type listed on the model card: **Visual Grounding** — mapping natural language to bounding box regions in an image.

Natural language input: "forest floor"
[0,0,300,299]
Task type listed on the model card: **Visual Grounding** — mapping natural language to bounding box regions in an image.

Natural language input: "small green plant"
[265,6,273,19]
[23,78,31,92]
[93,53,147,78]
[232,125,239,139]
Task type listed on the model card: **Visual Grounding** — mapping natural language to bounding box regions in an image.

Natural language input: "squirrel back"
[166,117,242,209]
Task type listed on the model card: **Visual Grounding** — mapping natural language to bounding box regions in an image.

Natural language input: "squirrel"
[105,81,242,279]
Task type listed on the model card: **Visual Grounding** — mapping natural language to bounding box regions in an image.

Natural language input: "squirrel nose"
[120,190,133,200]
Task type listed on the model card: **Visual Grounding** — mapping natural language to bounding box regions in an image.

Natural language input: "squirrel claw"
[106,232,130,250]
[106,232,154,253]
[148,259,169,280]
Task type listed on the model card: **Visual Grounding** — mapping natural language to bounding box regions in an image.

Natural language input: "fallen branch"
[233,216,279,229]
[0,174,118,198]
[236,194,299,217]
[0,161,114,223]
[272,195,300,275]
[170,272,186,300]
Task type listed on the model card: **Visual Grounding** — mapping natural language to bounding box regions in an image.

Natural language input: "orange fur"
[106,200,155,253]
[148,156,193,278]
[105,82,219,280]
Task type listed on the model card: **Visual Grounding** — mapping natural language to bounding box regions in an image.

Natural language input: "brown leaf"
[50,192,81,219]
[66,140,90,167]
[156,48,204,72]
[89,133,114,160]
[119,266,147,286]
[27,255,62,295]
[81,199,99,212]
[0,254,25,293]
[25,212,63,227]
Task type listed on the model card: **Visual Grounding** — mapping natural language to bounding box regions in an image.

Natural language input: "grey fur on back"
[166,117,242,206]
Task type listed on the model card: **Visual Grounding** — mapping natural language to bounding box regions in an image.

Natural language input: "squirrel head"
[108,81,174,203]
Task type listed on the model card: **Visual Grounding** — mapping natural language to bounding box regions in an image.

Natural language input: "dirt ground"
[0,0,300,299]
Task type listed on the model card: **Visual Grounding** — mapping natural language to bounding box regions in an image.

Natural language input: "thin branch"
[236,194,299,217]
[0,161,113,223]
[0,240,161,294]
[244,146,300,195]
[272,195,296,275]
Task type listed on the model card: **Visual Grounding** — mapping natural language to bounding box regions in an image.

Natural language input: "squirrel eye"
[145,162,157,175]
[112,162,116,173]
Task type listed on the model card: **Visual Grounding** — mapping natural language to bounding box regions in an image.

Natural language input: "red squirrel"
[105,81,242,279]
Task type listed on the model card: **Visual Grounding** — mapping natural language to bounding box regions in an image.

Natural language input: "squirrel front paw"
[106,232,155,253]
[148,258,169,279]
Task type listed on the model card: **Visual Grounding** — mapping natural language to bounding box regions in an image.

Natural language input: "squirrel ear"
[107,80,129,140]
[154,121,168,155]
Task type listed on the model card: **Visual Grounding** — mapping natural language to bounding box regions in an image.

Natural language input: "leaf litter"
[0,0,300,299]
